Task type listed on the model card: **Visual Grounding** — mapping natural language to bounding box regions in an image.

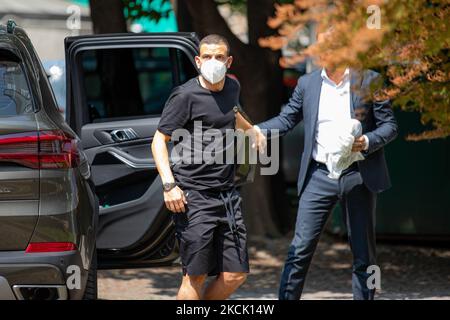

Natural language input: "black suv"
[0,21,254,300]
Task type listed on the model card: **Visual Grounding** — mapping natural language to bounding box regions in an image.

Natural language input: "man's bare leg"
[177,274,207,300]
[203,272,247,300]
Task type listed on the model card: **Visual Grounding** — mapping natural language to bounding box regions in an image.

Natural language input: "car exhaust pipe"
[12,285,68,300]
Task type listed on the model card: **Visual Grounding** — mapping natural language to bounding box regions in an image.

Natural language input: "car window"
[0,58,33,116]
[79,47,197,123]
[43,62,65,114]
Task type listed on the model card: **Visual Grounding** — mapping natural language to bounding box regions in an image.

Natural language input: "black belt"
[311,159,359,174]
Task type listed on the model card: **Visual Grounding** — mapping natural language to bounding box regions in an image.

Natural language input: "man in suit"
[253,31,398,300]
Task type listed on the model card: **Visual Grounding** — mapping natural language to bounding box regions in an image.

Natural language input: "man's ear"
[194,56,202,69]
[226,56,233,69]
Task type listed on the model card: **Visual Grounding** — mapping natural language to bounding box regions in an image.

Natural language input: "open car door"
[65,32,255,269]
[65,33,200,269]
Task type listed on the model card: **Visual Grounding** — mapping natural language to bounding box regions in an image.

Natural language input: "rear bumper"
[0,249,87,300]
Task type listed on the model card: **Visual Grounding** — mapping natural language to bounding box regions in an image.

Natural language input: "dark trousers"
[279,160,377,300]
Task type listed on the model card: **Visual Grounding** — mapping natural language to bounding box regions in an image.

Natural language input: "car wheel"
[82,248,98,300]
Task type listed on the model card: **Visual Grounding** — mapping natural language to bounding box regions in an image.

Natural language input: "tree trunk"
[88,0,143,132]
[174,0,194,33]
[177,0,287,237]
[89,0,128,34]
[247,0,291,234]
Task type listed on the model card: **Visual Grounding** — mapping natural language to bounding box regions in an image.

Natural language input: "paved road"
[98,234,450,300]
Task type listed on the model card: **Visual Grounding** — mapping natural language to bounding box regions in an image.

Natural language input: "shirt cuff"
[363,134,369,151]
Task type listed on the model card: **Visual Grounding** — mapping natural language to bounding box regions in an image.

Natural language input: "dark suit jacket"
[258,69,398,195]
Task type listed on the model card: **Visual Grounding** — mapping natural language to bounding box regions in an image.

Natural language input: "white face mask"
[200,58,228,84]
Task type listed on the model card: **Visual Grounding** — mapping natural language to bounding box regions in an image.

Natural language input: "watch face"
[163,183,175,191]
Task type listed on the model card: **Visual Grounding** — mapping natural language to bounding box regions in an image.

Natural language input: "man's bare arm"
[151,130,187,213]
[235,111,252,131]
[235,111,266,152]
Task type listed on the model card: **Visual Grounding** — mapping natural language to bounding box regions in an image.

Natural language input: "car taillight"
[25,242,77,253]
[39,130,79,169]
[0,130,79,169]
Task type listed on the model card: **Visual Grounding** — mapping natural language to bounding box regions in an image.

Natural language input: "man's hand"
[250,125,267,153]
[164,186,187,213]
[352,136,367,152]
[152,130,187,213]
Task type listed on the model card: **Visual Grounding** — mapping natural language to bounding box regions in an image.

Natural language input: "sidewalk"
[98,234,450,300]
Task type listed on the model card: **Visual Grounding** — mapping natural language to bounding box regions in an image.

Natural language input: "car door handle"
[105,147,155,169]
[110,128,139,142]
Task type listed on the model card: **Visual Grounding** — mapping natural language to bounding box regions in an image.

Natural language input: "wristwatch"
[162,182,177,192]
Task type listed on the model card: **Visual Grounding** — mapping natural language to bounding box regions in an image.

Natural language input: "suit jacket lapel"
[350,69,362,119]
[309,70,323,138]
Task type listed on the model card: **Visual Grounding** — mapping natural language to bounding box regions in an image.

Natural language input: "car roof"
[0,21,32,56]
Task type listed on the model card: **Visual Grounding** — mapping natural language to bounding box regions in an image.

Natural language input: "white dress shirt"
[312,68,369,164]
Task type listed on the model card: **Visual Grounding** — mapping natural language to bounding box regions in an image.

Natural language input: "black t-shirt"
[158,76,240,191]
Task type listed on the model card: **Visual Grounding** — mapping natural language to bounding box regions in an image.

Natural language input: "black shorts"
[172,188,249,276]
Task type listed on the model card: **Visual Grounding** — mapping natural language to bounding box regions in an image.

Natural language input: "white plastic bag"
[325,119,365,179]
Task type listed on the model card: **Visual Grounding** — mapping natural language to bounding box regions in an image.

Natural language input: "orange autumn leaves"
[260,0,449,140]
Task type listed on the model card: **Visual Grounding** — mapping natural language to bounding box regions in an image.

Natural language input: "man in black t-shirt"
[152,34,265,300]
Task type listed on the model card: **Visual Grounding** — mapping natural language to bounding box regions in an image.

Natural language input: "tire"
[82,248,98,300]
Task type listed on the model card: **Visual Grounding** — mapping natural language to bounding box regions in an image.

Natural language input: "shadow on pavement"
[98,233,450,300]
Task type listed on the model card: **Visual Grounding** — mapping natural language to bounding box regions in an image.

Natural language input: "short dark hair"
[199,34,230,55]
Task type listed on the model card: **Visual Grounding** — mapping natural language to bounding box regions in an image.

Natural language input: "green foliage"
[123,0,296,20]
[261,0,450,140]
[123,0,172,22]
